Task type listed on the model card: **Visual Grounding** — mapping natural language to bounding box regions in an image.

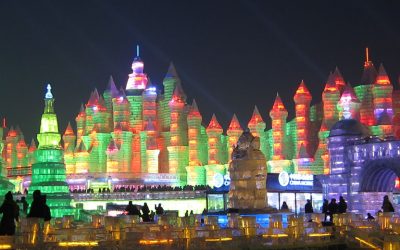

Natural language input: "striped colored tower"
[112,88,130,130]
[161,62,180,131]
[322,73,340,129]
[332,67,346,93]
[269,94,288,160]
[248,106,265,138]
[355,48,377,126]
[227,114,243,161]
[248,106,267,158]
[142,82,158,130]
[106,138,119,173]
[75,104,86,145]
[74,141,89,174]
[167,83,188,185]
[205,114,225,187]
[27,139,37,166]
[5,127,18,170]
[110,123,133,173]
[372,64,393,135]
[293,80,312,156]
[103,76,119,130]
[337,84,361,120]
[145,118,160,173]
[63,122,76,174]
[16,134,28,168]
[186,100,206,185]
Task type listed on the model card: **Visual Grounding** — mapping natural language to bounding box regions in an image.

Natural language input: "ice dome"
[329,119,370,137]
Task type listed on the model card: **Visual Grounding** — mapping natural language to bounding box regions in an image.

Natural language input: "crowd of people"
[279,195,396,224]
[0,190,51,236]
[70,184,211,194]
[124,202,165,222]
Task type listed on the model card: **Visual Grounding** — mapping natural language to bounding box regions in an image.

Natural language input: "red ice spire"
[64,122,75,136]
[294,80,312,103]
[228,114,242,131]
[188,99,201,118]
[207,114,222,131]
[375,63,391,85]
[248,105,264,126]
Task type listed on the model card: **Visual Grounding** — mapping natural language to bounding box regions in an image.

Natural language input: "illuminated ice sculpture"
[29,84,75,217]
[228,131,270,210]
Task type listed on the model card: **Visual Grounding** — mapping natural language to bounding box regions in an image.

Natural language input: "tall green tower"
[29,84,74,218]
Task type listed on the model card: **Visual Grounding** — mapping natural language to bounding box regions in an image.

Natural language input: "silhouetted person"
[20,197,28,214]
[338,196,347,214]
[141,203,150,222]
[28,190,42,218]
[190,210,194,215]
[305,200,313,213]
[41,195,51,221]
[327,198,338,222]
[125,201,140,216]
[0,192,19,235]
[155,203,164,215]
[281,201,289,211]
[367,213,375,221]
[322,199,329,221]
[149,210,155,222]
[184,210,189,217]
[382,195,395,212]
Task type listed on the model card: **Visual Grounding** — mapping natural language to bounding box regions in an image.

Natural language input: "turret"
[161,62,180,131]
[103,76,119,129]
[322,73,340,129]
[103,76,119,112]
[168,83,187,146]
[16,133,28,168]
[332,67,346,93]
[75,104,86,145]
[206,114,223,165]
[145,118,160,173]
[106,138,119,173]
[247,106,265,138]
[125,45,148,90]
[112,88,131,130]
[355,48,377,126]
[28,139,37,166]
[74,141,89,174]
[227,114,243,161]
[269,94,288,160]
[293,80,312,156]
[187,100,202,166]
[5,126,18,169]
[63,122,76,174]
[372,64,393,130]
[338,84,361,120]
[167,81,188,185]
[63,122,76,153]
[142,81,158,130]
[361,48,377,85]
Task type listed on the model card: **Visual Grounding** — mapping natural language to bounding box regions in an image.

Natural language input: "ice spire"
[361,47,377,85]
[228,114,242,131]
[375,63,391,85]
[207,114,222,130]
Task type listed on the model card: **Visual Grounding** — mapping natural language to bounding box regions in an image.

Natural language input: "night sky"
[1,1,400,142]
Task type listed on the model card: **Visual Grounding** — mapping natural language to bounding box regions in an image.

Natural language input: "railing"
[71,190,206,201]
[7,167,31,177]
